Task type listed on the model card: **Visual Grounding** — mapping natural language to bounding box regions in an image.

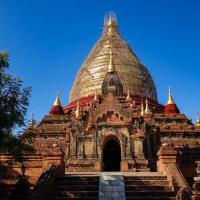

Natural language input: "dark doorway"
[103,139,121,171]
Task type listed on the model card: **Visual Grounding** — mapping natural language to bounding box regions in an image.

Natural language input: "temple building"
[1,14,200,200]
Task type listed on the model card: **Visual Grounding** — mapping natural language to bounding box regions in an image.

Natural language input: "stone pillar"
[77,137,85,159]
[125,137,132,159]
[138,137,145,159]
[69,131,76,158]
[134,137,145,159]
[93,128,98,158]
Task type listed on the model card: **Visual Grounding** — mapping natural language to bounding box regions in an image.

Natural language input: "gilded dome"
[69,14,157,102]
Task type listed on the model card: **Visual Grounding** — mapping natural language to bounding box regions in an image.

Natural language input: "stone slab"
[99,172,126,200]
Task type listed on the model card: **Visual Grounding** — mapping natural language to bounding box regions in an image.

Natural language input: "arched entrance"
[102,139,121,171]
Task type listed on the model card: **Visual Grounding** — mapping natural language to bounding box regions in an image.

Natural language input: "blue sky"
[1,0,200,128]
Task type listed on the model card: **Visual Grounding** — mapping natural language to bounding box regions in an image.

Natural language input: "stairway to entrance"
[124,172,176,200]
[47,172,176,200]
[47,175,99,200]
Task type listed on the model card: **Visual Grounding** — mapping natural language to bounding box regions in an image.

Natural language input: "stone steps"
[49,191,98,197]
[47,175,99,200]
[126,191,175,197]
[125,175,168,180]
[124,174,176,200]
[55,181,98,187]
[127,198,176,200]
[125,180,169,185]
[56,176,99,181]
[48,198,97,200]
[47,172,177,200]
[125,185,172,191]
[53,185,99,191]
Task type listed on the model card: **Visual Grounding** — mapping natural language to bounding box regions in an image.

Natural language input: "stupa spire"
[108,50,115,73]
[145,98,151,114]
[167,86,175,104]
[126,90,132,101]
[141,101,144,116]
[164,86,180,114]
[104,12,119,36]
[70,13,157,102]
[53,91,62,106]
[49,91,64,115]
[107,13,116,26]
[94,91,98,102]
[102,48,123,96]
[196,113,200,127]
[28,112,36,128]
[75,100,82,119]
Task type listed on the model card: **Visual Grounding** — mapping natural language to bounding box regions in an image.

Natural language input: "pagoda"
[1,13,200,200]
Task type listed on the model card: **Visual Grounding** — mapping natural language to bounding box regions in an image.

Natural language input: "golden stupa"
[70,14,157,102]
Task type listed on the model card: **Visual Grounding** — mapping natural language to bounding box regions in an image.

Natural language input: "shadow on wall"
[0,163,33,200]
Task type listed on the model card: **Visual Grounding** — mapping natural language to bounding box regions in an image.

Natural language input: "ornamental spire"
[104,12,119,36]
[94,91,98,102]
[196,113,200,127]
[164,87,180,114]
[108,50,115,73]
[141,101,144,116]
[75,100,82,119]
[49,92,64,115]
[145,98,151,114]
[107,13,115,26]
[126,90,132,101]
[167,86,175,105]
[28,112,36,128]
[53,91,62,106]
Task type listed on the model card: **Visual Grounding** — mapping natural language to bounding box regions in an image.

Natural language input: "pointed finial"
[53,91,62,106]
[104,12,119,36]
[108,50,115,73]
[31,112,34,121]
[94,91,98,102]
[126,90,132,101]
[28,112,36,127]
[145,98,151,114]
[75,99,82,119]
[164,86,180,114]
[141,101,144,116]
[107,13,115,27]
[196,113,200,127]
[167,86,175,105]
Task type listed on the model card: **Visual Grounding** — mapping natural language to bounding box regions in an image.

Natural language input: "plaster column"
[77,137,85,159]
[93,130,98,158]
[134,137,145,159]
[70,131,76,158]
[125,137,132,159]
